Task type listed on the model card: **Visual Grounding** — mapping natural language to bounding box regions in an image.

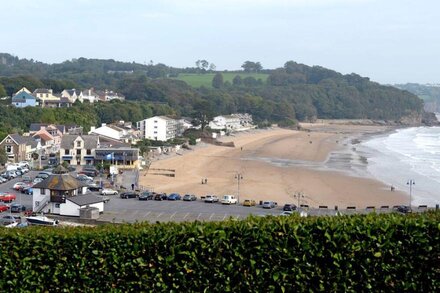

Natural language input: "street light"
[407,179,415,210]
[234,172,243,204]
[293,192,305,208]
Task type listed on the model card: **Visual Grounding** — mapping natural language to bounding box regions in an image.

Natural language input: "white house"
[89,123,126,141]
[62,195,105,217]
[61,89,82,103]
[136,116,178,141]
[209,115,241,131]
[81,88,99,103]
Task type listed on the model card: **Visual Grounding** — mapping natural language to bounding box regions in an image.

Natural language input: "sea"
[358,125,440,207]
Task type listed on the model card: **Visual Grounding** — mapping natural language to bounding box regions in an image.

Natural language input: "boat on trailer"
[26,215,59,226]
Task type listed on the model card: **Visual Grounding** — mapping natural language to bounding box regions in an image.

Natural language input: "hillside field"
[175,72,269,88]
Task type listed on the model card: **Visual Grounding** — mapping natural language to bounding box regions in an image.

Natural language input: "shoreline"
[139,124,409,208]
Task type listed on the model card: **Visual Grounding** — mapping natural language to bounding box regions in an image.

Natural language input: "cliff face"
[421,111,440,126]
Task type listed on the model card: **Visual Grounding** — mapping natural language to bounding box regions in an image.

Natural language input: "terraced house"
[60,135,100,166]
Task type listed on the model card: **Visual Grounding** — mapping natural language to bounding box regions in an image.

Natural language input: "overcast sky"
[0,0,439,84]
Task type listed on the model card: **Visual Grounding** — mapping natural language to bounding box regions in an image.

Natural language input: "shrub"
[1,212,439,291]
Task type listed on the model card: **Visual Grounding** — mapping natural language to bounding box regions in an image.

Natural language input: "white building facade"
[136,116,178,141]
[209,115,241,131]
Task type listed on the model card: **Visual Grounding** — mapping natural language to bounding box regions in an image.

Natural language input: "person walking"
[131,183,135,190]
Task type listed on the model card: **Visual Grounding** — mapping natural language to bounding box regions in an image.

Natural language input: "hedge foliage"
[1,212,439,292]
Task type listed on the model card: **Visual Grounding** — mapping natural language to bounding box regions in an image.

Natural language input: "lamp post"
[293,192,304,208]
[235,172,243,204]
[407,179,415,210]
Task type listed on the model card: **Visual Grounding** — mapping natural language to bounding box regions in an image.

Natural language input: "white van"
[6,164,19,171]
[221,195,238,205]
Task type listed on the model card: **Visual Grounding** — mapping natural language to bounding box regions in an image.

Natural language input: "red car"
[0,193,16,203]
[0,204,9,212]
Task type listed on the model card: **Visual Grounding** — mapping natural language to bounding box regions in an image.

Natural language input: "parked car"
[22,175,33,183]
[243,199,256,207]
[204,195,219,203]
[139,191,154,201]
[120,192,138,199]
[101,188,118,196]
[0,193,16,203]
[33,178,44,185]
[154,193,168,201]
[0,177,7,184]
[87,183,101,192]
[183,194,197,201]
[262,201,277,209]
[13,182,28,191]
[280,211,293,216]
[167,193,181,200]
[0,204,10,212]
[283,204,297,211]
[394,205,411,214]
[77,174,93,182]
[22,187,33,195]
[221,195,238,205]
[10,203,26,213]
[18,161,29,168]
[36,173,50,180]
[0,215,18,225]
[40,154,48,160]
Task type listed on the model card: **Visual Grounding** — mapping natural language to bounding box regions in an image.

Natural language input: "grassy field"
[175,72,269,88]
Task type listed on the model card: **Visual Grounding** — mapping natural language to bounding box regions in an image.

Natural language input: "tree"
[212,73,224,89]
[0,83,6,97]
[0,148,7,165]
[209,63,216,71]
[241,61,263,73]
[200,60,209,71]
[233,75,242,86]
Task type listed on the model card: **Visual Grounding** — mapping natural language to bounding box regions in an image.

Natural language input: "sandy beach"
[139,124,408,208]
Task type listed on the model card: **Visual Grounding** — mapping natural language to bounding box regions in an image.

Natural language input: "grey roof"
[61,135,99,149]
[33,174,86,190]
[29,123,68,133]
[67,194,105,206]
[11,92,36,102]
[33,88,52,94]
[9,134,38,148]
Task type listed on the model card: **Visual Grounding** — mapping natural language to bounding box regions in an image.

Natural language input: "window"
[154,126,158,129]
[41,189,45,195]
[154,120,158,123]
[86,149,91,155]
[154,131,157,134]
[5,145,13,153]
[64,149,69,155]
[55,203,60,208]
[76,141,81,147]
[76,149,81,155]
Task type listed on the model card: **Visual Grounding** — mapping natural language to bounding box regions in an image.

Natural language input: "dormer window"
[76,141,81,148]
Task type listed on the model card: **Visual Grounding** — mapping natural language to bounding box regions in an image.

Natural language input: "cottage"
[11,90,37,108]
[0,134,40,163]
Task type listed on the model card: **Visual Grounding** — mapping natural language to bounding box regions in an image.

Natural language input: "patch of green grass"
[175,72,269,88]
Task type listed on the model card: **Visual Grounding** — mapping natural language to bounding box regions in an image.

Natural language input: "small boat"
[26,215,59,226]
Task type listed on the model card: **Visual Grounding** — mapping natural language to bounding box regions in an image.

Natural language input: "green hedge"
[1,212,439,292]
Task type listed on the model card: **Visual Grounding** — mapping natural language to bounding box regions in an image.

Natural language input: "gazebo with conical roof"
[32,165,89,214]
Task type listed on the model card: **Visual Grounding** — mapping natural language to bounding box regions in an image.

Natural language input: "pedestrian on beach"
[205,178,208,184]
[131,183,135,190]
[201,178,204,184]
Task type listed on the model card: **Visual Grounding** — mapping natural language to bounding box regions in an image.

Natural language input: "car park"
[0,193,16,203]
[101,188,118,195]
[183,194,197,201]
[204,195,219,203]
[10,203,26,213]
[139,191,154,201]
[167,193,181,200]
[283,204,297,211]
[262,201,277,209]
[243,199,256,207]
[120,192,138,199]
